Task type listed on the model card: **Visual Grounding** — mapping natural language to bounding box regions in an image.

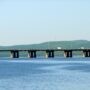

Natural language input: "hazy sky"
[0,0,90,45]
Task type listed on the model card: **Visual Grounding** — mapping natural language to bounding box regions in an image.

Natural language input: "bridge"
[0,49,90,58]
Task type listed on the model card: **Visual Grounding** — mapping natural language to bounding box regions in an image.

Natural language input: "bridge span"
[0,49,90,58]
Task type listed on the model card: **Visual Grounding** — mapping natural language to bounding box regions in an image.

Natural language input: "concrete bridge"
[0,49,90,58]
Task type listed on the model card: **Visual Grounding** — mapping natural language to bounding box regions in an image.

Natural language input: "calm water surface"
[0,58,90,90]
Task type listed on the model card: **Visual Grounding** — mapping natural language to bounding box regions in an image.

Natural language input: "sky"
[0,0,90,46]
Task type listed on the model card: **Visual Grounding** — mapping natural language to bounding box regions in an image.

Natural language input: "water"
[0,58,90,90]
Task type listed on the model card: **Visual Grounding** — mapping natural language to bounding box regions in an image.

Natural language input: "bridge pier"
[10,50,19,58]
[28,51,36,58]
[46,50,54,58]
[83,50,90,57]
[64,50,72,58]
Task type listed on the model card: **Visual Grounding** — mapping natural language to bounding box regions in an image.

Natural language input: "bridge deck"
[0,49,90,52]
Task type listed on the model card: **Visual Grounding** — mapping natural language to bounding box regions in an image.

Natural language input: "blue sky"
[0,0,90,45]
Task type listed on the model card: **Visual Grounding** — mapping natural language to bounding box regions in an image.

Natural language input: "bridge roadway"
[0,49,90,58]
[0,49,90,51]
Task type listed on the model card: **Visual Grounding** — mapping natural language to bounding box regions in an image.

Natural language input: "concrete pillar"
[46,51,49,58]
[28,51,36,58]
[87,51,89,57]
[83,51,86,57]
[10,50,19,58]
[70,51,72,57]
[83,50,90,57]
[51,51,54,58]
[64,50,72,58]
[89,51,90,57]
[45,50,54,58]
[83,51,87,57]
[34,51,36,58]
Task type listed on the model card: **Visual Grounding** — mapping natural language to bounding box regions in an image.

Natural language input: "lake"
[0,58,90,90]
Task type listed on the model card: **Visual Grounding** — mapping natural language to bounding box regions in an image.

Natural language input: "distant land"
[0,40,90,57]
[0,40,90,49]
